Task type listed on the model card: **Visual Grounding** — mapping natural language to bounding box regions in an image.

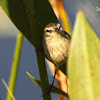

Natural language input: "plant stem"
[36,50,51,100]
[6,31,24,100]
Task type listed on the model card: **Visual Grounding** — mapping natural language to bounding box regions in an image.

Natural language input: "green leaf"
[26,72,68,97]
[0,0,58,49]
[68,11,100,100]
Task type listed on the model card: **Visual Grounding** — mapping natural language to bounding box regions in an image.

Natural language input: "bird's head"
[44,23,71,40]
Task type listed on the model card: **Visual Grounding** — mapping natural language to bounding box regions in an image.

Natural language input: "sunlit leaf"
[68,11,100,100]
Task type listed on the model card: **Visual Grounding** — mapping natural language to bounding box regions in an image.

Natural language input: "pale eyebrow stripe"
[44,27,55,31]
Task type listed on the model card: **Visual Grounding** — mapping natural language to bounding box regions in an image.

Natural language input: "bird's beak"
[55,28,70,39]
[59,31,69,39]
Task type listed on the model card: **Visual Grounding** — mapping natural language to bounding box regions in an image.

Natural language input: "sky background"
[0,0,100,100]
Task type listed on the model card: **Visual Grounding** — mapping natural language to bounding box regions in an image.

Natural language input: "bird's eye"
[46,29,50,32]
[46,29,52,33]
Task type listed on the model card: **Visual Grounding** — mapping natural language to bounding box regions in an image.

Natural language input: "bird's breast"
[46,38,70,66]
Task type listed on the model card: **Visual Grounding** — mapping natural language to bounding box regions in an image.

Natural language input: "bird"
[43,23,71,94]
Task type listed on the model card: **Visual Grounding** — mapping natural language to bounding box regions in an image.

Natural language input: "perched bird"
[43,23,71,93]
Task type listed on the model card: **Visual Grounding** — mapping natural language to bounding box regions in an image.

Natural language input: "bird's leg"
[47,65,60,93]
[51,65,59,88]
[42,66,59,96]
[50,69,57,89]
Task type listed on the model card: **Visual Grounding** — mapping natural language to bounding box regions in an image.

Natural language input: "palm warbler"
[43,23,71,93]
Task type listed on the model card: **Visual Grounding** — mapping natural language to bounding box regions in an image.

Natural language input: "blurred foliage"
[68,11,100,100]
[2,80,16,100]
[6,31,23,100]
